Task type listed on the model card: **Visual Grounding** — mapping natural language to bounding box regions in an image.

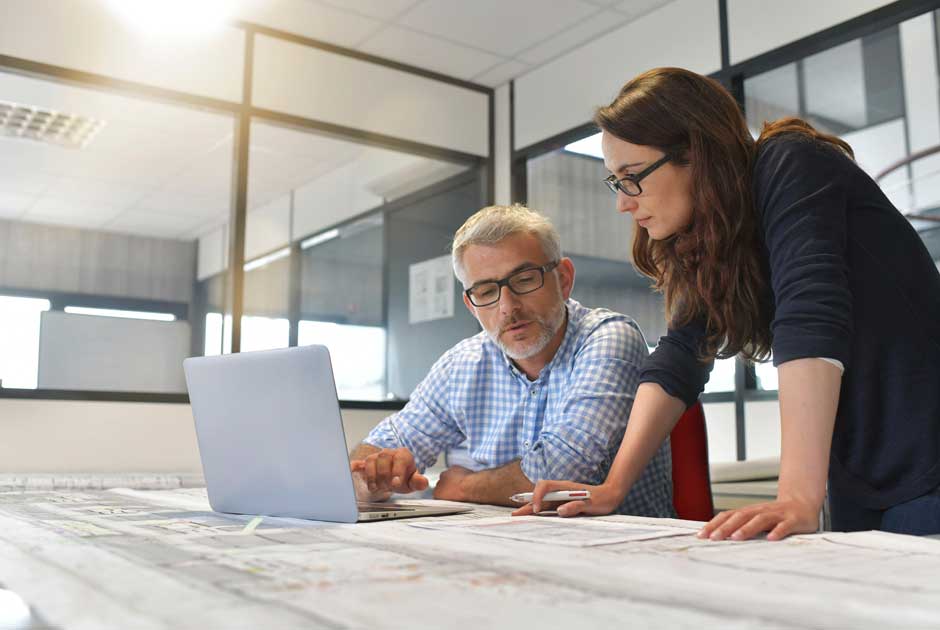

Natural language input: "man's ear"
[557,257,575,299]
[462,291,478,318]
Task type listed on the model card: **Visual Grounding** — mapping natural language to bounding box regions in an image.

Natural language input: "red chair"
[669,401,714,521]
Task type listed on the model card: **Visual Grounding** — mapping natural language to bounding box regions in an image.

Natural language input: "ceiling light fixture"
[300,229,340,250]
[564,132,604,160]
[244,247,291,272]
[106,0,237,37]
[64,306,176,322]
[0,101,105,149]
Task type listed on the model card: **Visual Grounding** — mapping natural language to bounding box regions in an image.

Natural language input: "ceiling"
[0,1,678,241]
[236,0,674,87]
[0,71,468,241]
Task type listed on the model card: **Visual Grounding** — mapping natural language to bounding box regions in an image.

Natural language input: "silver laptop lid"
[183,345,359,523]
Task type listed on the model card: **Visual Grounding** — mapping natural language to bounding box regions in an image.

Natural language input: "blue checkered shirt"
[365,299,675,517]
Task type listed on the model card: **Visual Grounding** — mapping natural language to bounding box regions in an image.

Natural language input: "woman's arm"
[514,381,686,516]
[699,357,840,540]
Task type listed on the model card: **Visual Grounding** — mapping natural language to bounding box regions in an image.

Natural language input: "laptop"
[183,345,469,523]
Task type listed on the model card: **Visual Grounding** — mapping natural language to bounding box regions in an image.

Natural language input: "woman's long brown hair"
[595,67,852,361]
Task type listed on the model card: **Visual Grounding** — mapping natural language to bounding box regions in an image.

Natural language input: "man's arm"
[521,318,649,486]
[433,460,533,507]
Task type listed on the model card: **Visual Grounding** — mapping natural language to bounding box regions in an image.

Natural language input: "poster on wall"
[409,255,454,324]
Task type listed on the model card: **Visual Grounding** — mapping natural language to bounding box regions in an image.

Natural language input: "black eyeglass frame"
[603,152,674,197]
[464,261,561,307]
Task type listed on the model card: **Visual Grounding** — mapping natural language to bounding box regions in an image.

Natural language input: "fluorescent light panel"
[244,247,290,271]
[0,100,105,149]
[300,229,339,250]
[564,132,604,160]
[64,306,176,321]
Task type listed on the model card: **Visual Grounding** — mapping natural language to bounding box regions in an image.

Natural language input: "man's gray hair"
[451,204,562,284]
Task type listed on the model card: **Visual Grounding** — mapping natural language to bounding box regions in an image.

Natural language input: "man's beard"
[485,300,567,360]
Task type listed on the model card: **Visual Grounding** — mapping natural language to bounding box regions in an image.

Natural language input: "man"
[349,204,673,516]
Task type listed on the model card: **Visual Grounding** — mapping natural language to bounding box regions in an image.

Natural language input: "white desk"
[1,478,939,629]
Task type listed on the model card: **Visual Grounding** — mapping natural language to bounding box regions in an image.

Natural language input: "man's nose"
[497,286,521,314]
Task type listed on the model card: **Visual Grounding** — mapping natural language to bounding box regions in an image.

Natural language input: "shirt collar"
[496,299,577,382]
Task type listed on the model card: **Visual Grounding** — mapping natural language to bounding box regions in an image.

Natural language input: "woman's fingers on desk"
[698,499,820,541]
[511,501,563,516]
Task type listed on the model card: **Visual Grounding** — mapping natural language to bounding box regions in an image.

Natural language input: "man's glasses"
[464,261,560,307]
[603,152,673,197]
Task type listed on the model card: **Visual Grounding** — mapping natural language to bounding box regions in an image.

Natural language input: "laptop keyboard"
[357,502,416,513]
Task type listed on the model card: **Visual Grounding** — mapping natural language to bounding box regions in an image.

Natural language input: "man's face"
[461,232,574,362]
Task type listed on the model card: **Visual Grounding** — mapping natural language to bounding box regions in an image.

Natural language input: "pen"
[509,490,591,503]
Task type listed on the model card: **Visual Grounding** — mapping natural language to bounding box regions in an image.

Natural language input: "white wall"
[197,225,228,281]
[727,0,894,64]
[0,399,389,473]
[494,84,512,205]
[0,0,244,103]
[246,194,292,260]
[252,34,489,157]
[513,0,721,150]
[901,13,940,212]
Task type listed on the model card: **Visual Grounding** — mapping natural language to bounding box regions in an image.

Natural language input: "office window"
[755,361,779,391]
[240,315,290,352]
[204,313,225,357]
[298,321,386,400]
[704,357,737,394]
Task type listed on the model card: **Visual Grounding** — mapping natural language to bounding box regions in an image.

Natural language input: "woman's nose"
[616,190,638,214]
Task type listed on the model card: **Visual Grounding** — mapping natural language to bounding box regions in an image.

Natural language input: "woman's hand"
[698,496,821,541]
[511,479,625,517]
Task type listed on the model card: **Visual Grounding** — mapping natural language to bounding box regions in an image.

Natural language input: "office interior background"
[1,0,938,474]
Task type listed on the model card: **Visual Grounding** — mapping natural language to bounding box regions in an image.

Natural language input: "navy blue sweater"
[639,135,940,510]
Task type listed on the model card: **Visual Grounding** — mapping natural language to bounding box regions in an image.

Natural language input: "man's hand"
[432,465,473,502]
[349,447,429,501]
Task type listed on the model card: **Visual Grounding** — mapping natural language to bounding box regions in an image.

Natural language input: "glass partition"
[0,71,234,393]
[237,119,480,401]
[744,10,940,390]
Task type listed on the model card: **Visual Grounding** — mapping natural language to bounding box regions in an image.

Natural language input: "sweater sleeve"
[638,316,712,407]
[754,137,853,368]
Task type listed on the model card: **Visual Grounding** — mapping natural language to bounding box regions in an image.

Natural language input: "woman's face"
[601,131,694,241]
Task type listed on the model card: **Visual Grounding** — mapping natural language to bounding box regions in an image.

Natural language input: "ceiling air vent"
[0,100,106,149]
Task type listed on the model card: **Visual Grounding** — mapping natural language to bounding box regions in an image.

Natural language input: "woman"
[515,67,940,539]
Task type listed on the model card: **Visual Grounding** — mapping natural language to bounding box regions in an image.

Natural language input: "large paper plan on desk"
[408,514,694,546]
[1,484,940,630]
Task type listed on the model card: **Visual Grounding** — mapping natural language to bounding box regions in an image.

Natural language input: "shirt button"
[529,388,537,396]
[523,440,530,448]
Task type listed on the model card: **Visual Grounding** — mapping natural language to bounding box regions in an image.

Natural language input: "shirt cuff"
[818,357,845,373]
[776,356,845,373]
